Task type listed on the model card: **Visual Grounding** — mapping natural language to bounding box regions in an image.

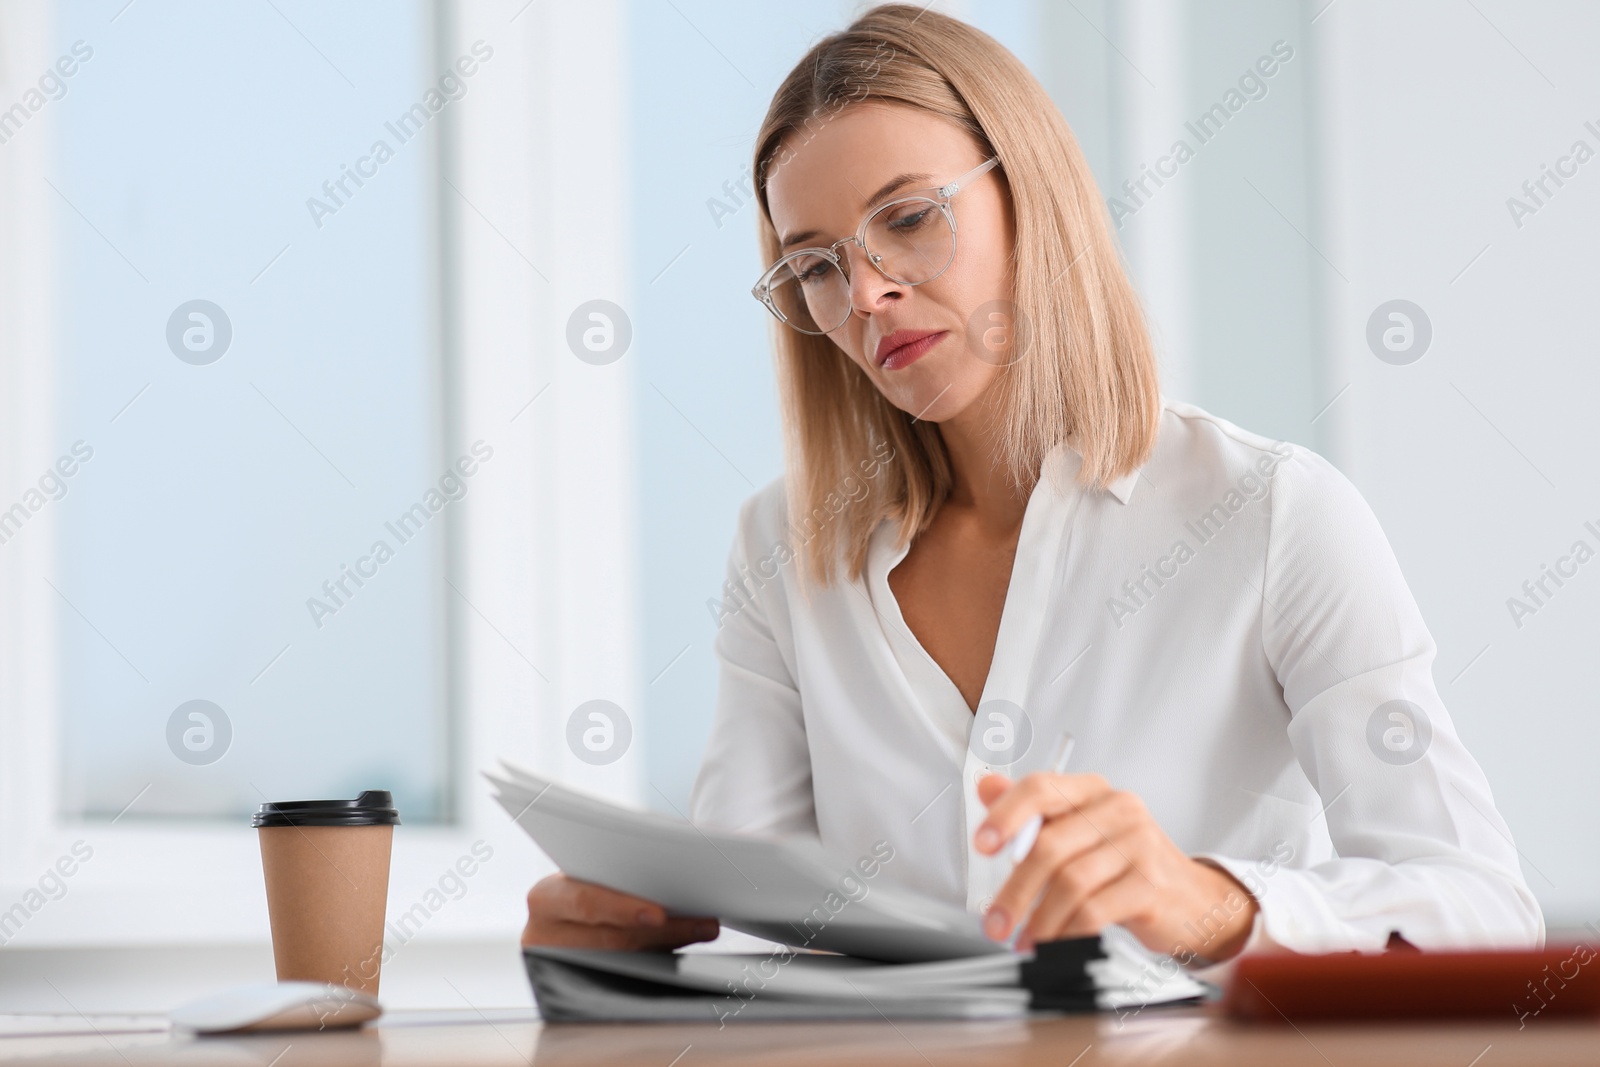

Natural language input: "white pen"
[1008,731,1076,864]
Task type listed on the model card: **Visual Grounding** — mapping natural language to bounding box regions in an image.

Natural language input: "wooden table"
[2,1007,1596,1066]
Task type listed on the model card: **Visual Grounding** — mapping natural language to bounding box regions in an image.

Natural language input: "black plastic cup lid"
[251,790,401,828]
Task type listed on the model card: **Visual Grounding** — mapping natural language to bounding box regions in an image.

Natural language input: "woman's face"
[764,104,1015,425]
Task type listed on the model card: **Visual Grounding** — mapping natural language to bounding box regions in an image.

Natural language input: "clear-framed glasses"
[751,157,1000,336]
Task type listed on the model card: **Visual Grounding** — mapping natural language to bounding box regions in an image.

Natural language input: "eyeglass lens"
[767,197,955,334]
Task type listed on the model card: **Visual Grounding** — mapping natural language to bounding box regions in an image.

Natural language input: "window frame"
[0,0,639,946]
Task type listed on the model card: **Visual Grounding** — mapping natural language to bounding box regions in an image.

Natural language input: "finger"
[1020,840,1133,947]
[598,916,721,952]
[643,916,721,950]
[983,793,1139,939]
[536,916,720,951]
[524,877,572,947]
[973,773,1116,855]
[538,922,650,951]
[976,773,1012,805]
[1052,869,1150,943]
[554,876,680,928]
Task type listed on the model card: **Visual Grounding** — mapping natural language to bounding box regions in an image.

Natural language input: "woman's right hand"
[521,873,721,951]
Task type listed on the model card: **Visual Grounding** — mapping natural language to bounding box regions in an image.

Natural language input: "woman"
[524,5,1540,968]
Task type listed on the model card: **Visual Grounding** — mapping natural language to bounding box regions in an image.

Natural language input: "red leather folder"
[1223,945,1600,1023]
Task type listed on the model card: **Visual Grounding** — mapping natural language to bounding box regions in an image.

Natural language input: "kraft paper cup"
[253,790,400,997]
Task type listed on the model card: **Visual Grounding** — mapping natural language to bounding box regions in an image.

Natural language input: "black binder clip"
[1018,936,1106,1012]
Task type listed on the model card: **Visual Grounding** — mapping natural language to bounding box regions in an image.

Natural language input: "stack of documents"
[488,764,1208,1021]
[524,945,1032,1022]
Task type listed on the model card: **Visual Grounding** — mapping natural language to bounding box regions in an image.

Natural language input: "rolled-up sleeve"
[1201,448,1543,953]
[688,485,818,839]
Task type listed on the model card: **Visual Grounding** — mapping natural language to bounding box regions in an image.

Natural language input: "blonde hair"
[754,3,1160,584]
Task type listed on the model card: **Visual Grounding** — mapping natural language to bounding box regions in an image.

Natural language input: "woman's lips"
[876,329,948,371]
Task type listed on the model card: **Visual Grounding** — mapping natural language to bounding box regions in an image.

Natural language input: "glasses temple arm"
[937,157,1000,200]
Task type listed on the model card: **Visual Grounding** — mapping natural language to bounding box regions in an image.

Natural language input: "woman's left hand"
[974,772,1258,963]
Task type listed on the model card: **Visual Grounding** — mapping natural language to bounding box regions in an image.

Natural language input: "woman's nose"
[844,243,903,315]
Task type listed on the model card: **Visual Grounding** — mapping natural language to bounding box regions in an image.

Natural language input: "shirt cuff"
[1195,850,1393,960]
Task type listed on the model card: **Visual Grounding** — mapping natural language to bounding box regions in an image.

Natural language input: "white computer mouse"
[169,981,382,1034]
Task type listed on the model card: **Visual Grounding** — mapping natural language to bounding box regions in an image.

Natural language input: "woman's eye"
[888,207,934,234]
[794,260,831,284]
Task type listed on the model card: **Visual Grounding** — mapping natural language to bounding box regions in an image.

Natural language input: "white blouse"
[689,402,1542,958]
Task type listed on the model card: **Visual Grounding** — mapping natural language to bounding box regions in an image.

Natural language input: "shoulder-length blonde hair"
[753,3,1160,584]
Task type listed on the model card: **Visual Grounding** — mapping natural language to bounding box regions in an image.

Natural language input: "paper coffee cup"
[253,790,400,996]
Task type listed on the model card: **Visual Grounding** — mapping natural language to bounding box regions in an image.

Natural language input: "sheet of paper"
[0,1015,170,1038]
[488,764,1003,963]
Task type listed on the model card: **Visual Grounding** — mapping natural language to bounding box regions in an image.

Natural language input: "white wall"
[1315,0,1600,925]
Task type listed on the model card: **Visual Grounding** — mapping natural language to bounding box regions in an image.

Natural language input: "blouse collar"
[1041,441,1143,506]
